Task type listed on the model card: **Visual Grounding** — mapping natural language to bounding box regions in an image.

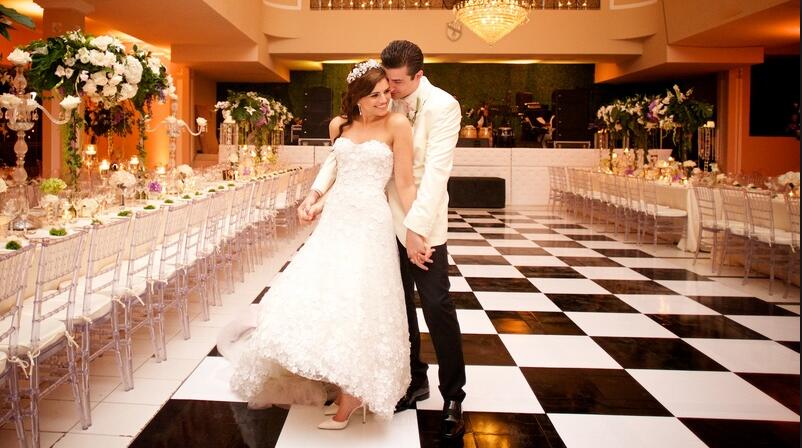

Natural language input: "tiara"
[346,59,382,84]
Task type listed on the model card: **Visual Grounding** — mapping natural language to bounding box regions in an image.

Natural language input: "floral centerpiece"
[109,169,136,206]
[657,85,713,161]
[214,91,293,147]
[40,177,67,195]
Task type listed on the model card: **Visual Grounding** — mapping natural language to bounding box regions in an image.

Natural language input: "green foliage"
[0,5,34,40]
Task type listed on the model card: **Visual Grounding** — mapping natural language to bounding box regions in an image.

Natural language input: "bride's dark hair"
[334,64,387,141]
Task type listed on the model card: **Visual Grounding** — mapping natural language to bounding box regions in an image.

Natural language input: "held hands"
[406,229,435,271]
[298,192,322,223]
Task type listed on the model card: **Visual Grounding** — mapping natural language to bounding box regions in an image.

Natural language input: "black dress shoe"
[440,400,465,440]
[394,382,430,413]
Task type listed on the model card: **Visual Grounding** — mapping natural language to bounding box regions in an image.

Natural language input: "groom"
[299,40,466,440]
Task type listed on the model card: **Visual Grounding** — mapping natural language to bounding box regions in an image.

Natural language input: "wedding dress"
[220,137,411,419]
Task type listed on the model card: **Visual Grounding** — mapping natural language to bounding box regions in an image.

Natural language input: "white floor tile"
[507,222,550,230]
[462,218,500,224]
[91,354,149,377]
[164,337,217,360]
[75,402,161,436]
[172,357,243,402]
[685,339,800,374]
[500,334,621,368]
[578,241,638,250]
[656,280,753,297]
[446,245,500,256]
[502,255,567,267]
[105,378,182,405]
[50,375,121,404]
[543,248,605,257]
[529,278,610,295]
[457,265,524,278]
[611,257,688,269]
[447,222,472,228]
[550,414,707,448]
[447,232,484,240]
[566,312,678,338]
[416,309,496,334]
[474,292,560,312]
[779,304,800,315]
[727,315,801,341]
[522,233,573,241]
[134,357,204,381]
[487,239,539,248]
[0,430,62,447]
[615,294,720,315]
[572,267,650,280]
[474,227,520,235]
[629,369,800,421]
[552,228,598,235]
[416,365,544,414]
[449,276,472,292]
[276,404,420,448]
[711,276,801,302]
[55,433,132,448]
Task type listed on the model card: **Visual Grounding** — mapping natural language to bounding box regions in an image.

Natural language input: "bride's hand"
[406,230,435,270]
[298,191,320,222]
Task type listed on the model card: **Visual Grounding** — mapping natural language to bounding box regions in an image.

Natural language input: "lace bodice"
[328,137,393,200]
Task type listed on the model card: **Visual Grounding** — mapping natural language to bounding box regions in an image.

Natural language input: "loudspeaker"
[552,89,593,142]
[303,87,333,139]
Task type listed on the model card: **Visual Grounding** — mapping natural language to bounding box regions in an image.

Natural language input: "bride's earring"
[357,104,363,116]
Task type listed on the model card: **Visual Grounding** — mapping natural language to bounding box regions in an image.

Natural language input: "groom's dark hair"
[381,40,424,78]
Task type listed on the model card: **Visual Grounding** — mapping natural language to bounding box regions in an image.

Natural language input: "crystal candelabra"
[0,65,75,231]
[147,100,207,170]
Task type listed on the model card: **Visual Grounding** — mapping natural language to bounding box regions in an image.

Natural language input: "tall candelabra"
[147,100,207,170]
[0,65,75,231]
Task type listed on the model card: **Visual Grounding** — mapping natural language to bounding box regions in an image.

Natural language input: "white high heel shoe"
[323,403,339,416]
[317,404,367,430]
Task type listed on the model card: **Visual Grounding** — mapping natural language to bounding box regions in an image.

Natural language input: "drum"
[460,125,477,139]
[478,127,492,139]
[496,127,514,147]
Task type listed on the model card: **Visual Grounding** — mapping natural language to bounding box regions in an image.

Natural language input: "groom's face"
[384,66,422,100]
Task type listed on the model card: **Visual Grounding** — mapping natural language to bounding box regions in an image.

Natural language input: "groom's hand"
[298,191,320,222]
[406,229,435,271]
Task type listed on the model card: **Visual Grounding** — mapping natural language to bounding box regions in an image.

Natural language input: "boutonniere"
[408,97,424,126]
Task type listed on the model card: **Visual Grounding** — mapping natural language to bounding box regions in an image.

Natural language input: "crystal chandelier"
[454,0,530,45]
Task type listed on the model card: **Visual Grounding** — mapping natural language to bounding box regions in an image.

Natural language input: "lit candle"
[706,121,715,128]
[129,156,139,167]
[156,166,166,175]
[99,159,110,172]
[85,144,96,156]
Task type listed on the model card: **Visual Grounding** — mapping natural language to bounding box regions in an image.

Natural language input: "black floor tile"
[558,257,623,267]
[481,233,528,240]
[517,266,584,278]
[487,311,585,335]
[544,224,587,229]
[530,241,586,248]
[563,234,616,241]
[448,218,466,222]
[521,367,671,416]
[592,337,727,370]
[593,280,677,295]
[495,247,551,256]
[680,418,800,448]
[546,294,638,313]
[415,291,483,310]
[420,333,516,366]
[418,410,566,448]
[129,400,288,448]
[278,262,289,272]
[252,287,270,304]
[460,214,495,219]
[686,296,798,316]
[452,255,511,265]
[632,268,711,281]
[499,218,536,224]
[777,340,800,352]
[648,314,769,339]
[449,227,478,233]
[448,264,462,276]
[470,222,508,228]
[594,249,654,258]
[736,372,800,414]
[516,228,559,234]
[466,277,540,293]
[448,239,492,247]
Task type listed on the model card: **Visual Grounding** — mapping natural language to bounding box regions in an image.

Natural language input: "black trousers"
[397,238,466,403]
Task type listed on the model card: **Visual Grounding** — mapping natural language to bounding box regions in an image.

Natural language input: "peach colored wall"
[663,0,790,44]
[723,66,800,176]
[191,70,219,156]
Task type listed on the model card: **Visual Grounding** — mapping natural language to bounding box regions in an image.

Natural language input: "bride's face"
[358,77,391,118]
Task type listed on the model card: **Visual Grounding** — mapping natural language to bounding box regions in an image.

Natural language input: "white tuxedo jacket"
[311,76,461,247]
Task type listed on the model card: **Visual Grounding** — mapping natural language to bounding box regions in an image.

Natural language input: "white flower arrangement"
[40,194,60,207]
[59,95,81,110]
[0,93,22,108]
[228,152,239,164]
[109,170,137,189]
[7,48,31,66]
[682,160,696,168]
[196,117,207,127]
[177,164,194,178]
[0,178,6,194]
[778,171,800,187]
[78,197,99,216]
[346,59,382,84]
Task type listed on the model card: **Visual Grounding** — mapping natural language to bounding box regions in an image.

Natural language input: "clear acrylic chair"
[718,187,750,275]
[181,196,212,322]
[638,178,687,247]
[743,189,793,295]
[692,183,725,271]
[19,231,88,447]
[784,194,800,298]
[0,244,35,446]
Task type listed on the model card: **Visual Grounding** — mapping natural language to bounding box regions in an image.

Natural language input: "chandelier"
[454,0,531,45]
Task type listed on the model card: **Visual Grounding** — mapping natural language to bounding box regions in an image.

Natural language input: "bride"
[221,60,425,429]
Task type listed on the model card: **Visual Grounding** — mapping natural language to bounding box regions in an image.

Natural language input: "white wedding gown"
[221,137,411,419]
